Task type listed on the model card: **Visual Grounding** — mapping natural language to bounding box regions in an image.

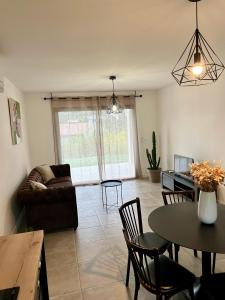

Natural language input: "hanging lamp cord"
[196,0,198,29]
[112,78,115,94]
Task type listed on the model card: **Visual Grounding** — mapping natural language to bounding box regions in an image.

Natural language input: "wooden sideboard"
[0,230,49,300]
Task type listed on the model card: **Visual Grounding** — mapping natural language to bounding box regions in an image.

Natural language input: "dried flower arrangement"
[190,161,225,192]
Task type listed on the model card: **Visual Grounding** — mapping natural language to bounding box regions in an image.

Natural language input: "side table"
[100,180,123,212]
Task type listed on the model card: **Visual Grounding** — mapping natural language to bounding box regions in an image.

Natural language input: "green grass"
[62,153,129,168]
[60,131,129,167]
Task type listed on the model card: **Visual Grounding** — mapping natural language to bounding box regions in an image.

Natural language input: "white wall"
[158,79,225,170]
[0,78,30,234]
[136,90,159,177]
[25,93,55,168]
[25,91,159,177]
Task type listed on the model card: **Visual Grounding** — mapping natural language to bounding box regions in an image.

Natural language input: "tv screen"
[174,154,194,174]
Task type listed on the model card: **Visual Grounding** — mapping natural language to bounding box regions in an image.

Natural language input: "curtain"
[52,96,141,185]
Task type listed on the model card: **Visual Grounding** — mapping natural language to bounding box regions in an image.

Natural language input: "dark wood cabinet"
[161,171,198,201]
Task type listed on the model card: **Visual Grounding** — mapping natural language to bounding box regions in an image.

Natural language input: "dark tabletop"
[100,180,122,187]
[149,202,225,254]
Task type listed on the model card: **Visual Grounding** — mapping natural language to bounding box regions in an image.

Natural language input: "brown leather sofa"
[17,164,78,232]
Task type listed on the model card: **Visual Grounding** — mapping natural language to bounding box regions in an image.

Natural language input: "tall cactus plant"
[146,131,160,170]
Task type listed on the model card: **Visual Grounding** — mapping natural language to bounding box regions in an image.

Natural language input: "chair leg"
[194,249,198,257]
[188,286,194,300]
[168,245,173,260]
[134,277,140,300]
[174,244,180,263]
[126,253,131,286]
[212,253,216,274]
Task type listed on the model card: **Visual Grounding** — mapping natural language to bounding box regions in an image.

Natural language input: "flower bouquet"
[190,161,225,192]
[190,161,225,224]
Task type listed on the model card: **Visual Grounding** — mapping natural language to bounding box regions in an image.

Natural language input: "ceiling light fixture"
[171,0,225,86]
[107,76,122,114]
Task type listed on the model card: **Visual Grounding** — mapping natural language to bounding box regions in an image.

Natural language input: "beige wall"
[158,79,225,170]
[136,90,159,177]
[25,91,159,177]
[0,78,30,234]
[25,93,55,168]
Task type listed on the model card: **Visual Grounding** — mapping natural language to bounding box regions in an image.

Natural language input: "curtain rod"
[43,91,142,101]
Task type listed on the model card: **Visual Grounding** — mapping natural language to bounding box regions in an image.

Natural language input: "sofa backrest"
[19,168,44,191]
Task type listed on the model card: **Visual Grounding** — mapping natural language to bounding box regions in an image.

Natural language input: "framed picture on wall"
[8,98,22,145]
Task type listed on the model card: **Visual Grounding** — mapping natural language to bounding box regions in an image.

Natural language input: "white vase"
[198,191,217,224]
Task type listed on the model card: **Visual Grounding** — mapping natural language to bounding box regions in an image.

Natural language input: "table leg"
[116,186,118,205]
[101,185,104,207]
[104,187,108,213]
[202,251,212,276]
[121,184,123,204]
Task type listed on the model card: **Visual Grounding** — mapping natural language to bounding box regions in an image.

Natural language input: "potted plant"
[146,131,161,183]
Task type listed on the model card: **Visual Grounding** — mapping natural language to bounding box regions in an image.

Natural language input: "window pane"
[58,110,100,184]
[101,109,135,179]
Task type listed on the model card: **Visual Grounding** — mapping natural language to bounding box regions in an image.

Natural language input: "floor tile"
[75,226,106,242]
[82,282,132,300]
[79,253,122,289]
[102,223,123,238]
[46,249,77,268]
[107,235,128,257]
[47,263,81,297]
[98,212,121,226]
[50,290,83,300]
[78,215,102,229]
[45,229,76,254]
[76,238,112,263]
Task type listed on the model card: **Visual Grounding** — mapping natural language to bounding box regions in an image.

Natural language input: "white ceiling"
[0,0,225,92]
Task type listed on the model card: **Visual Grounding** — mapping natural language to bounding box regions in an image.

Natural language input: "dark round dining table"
[148,202,225,276]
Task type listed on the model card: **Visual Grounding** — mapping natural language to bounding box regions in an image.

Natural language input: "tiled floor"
[44,179,225,300]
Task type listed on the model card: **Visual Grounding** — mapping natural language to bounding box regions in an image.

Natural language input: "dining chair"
[211,183,225,273]
[123,229,196,300]
[119,198,172,287]
[196,273,225,300]
[162,190,197,262]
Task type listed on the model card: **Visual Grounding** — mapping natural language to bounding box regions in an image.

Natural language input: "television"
[174,154,194,174]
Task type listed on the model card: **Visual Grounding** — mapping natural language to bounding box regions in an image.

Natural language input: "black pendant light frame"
[107,75,122,114]
[172,0,225,86]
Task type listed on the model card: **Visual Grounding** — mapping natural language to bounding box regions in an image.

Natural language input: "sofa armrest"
[18,185,75,205]
[50,164,71,177]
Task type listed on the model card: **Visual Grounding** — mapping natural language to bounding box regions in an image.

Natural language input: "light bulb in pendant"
[112,104,118,112]
[192,63,204,76]
[192,52,204,77]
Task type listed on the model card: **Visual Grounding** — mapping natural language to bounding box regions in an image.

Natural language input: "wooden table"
[0,230,49,300]
[149,202,225,276]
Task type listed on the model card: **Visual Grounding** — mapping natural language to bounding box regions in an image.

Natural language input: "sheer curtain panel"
[52,96,141,185]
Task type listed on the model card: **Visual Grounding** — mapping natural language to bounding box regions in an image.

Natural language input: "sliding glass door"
[56,108,137,185]
[57,110,100,184]
[101,109,135,180]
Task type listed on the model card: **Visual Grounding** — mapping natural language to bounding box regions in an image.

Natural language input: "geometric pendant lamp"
[107,75,123,114]
[171,0,225,86]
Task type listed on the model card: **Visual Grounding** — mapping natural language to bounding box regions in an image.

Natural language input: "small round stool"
[100,180,123,212]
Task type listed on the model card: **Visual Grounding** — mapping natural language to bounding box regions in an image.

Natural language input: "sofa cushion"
[36,165,55,183]
[30,180,47,190]
[46,181,72,188]
[47,176,72,185]
[20,168,44,191]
